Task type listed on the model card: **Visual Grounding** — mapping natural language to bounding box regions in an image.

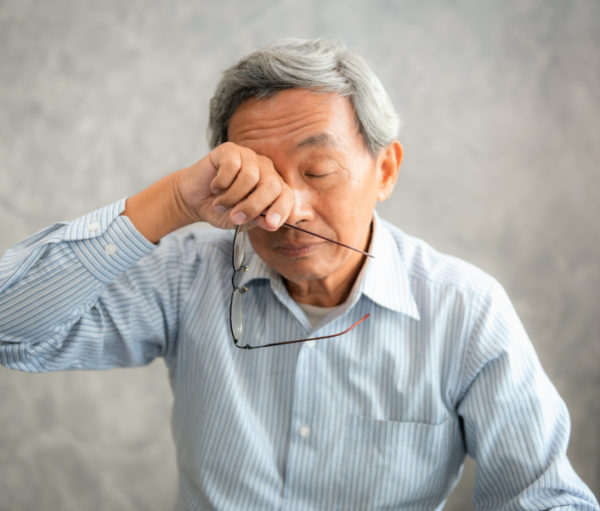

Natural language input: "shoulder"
[380,218,502,303]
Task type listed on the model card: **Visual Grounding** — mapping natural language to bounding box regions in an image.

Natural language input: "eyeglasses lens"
[231,226,248,341]
[230,288,244,340]
[233,226,246,270]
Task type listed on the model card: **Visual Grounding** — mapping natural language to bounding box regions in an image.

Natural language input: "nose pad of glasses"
[230,286,247,341]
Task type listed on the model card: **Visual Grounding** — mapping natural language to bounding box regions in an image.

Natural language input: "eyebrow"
[296,133,340,150]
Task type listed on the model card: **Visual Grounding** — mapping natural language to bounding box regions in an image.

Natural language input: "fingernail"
[231,211,247,225]
[268,212,281,227]
[214,204,227,215]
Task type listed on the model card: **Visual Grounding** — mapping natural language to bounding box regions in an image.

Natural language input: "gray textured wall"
[1,0,598,509]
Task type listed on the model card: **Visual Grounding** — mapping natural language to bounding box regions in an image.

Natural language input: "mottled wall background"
[1,0,598,509]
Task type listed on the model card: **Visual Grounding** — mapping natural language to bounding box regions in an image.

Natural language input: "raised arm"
[123,141,293,242]
[0,143,293,372]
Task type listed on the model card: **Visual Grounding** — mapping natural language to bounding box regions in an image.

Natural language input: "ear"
[376,140,403,202]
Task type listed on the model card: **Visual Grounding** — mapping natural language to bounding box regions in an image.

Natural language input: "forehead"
[227,89,361,150]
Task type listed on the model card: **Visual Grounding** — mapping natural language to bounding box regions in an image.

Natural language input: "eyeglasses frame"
[229,218,372,350]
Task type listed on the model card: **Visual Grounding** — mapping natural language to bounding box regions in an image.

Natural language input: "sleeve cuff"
[66,199,157,284]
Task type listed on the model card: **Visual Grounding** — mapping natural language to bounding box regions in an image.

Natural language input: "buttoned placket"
[281,339,320,507]
[241,251,368,508]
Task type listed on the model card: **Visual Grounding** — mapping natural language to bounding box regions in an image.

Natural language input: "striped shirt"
[0,199,597,510]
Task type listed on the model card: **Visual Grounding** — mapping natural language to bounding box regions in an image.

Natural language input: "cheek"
[324,178,378,222]
[247,231,271,258]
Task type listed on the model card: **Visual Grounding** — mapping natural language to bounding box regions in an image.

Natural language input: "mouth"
[274,239,325,258]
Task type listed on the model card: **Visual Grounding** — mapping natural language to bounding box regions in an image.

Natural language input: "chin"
[272,259,332,283]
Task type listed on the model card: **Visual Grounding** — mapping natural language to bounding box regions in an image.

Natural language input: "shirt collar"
[238,212,420,321]
[359,212,420,320]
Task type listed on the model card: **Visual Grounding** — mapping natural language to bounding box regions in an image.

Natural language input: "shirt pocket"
[341,415,462,510]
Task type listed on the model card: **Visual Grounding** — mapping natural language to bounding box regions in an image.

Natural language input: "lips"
[273,236,325,258]
[277,242,322,258]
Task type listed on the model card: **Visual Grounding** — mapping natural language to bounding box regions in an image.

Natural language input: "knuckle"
[281,182,294,199]
[220,142,242,163]
[239,166,259,186]
[216,158,236,174]
[239,146,258,161]
[221,141,236,151]
[266,178,282,196]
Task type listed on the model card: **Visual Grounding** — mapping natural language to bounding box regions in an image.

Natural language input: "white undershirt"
[293,218,376,329]
[296,301,345,328]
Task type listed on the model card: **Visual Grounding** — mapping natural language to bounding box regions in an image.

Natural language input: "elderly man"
[0,38,597,510]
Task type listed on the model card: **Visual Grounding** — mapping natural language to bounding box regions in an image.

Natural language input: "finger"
[212,159,260,209]
[227,176,282,225]
[230,178,293,229]
[208,143,244,194]
[260,184,294,231]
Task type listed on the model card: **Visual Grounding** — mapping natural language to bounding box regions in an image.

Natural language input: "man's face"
[227,88,399,305]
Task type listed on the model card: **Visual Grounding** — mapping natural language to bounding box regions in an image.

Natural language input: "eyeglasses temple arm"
[258,213,374,258]
[235,313,371,350]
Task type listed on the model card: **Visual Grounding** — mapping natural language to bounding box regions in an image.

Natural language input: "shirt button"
[299,425,311,439]
[104,244,117,256]
[305,340,316,348]
[88,221,100,233]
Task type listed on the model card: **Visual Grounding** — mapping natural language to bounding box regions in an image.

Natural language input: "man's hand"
[177,142,293,231]
[123,142,293,243]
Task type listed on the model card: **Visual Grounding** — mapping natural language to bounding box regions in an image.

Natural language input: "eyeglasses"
[230,218,373,350]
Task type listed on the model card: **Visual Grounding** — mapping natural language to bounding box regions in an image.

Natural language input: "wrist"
[122,170,197,243]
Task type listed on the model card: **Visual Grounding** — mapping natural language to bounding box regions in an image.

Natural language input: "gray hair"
[208,38,401,156]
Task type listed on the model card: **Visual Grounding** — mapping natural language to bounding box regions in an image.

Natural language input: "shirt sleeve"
[0,199,187,372]
[456,282,599,510]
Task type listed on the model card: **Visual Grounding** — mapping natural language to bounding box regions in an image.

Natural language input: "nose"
[286,187,314,226]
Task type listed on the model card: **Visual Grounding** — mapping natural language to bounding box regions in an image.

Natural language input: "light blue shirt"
[0,199,597,510]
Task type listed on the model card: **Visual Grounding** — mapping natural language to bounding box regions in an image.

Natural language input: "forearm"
[122,169,198,244]
[457,283,599,510]
[0,142,292,369]
[0,200,156,371]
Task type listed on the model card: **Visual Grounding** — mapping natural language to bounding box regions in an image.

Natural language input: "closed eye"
[305,172,334,178]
